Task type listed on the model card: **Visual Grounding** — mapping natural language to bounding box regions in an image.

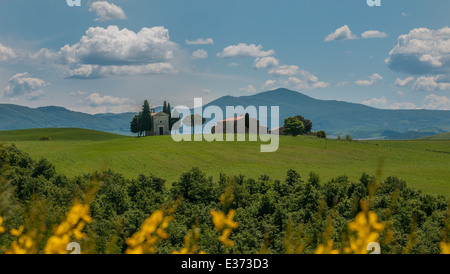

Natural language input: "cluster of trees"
[0,144,448,254]
[337,134,353,141]
[130,100,174,137]
[284,115,326,139]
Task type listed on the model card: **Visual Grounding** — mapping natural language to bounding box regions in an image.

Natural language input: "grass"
[0,128,449,196]
[418,132,450,140]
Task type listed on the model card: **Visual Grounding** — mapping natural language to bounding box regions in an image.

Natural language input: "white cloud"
[253,56,279,70]
[191,49,208,59]
[202,89,211,94]
[89,1,127,22]
[185,38,214,45]
[32,26,178,78]
[85,92,132,107]
[363,96,418,110]
[355,73,383,86]
[386,27,450,74]
[262,80,277,89]
[361,96,388,108]
[396,90,406,96]
[413,75,450,91]
[389,102,417,109]
[228,62,241,67]
[422,94,450,110]
[0,43,16,61]
[217,43,275,58]
[66,63,176,79]
[59,26,176,65]
[361,30,388,39]
[3,73,48,100]
[73,93,138,114]
[240,85,257,93]
[281,75,329,91]
[70,90,88,96]
[394,77,415,86]
[324,25,357,42]
[336,81,349,87]
[268,65,299,76]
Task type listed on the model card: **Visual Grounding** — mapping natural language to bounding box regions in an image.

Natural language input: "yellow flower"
[44,200,93,254]
[0,216,5,234]
[345,210,384,254]
[125,207,174,254]
[10,226,24,237]
[315,240,339,254]
[441,242,450,254]
[210,209,239,247]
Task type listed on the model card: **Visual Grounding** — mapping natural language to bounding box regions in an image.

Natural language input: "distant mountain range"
[1,88,449,139]
[202,88,450,139]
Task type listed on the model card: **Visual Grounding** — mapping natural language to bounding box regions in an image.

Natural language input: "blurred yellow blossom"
[125,207,174,254]
[172,227,206,254]
[44,200,93,254]
[210,209,239,247]
[0,216,6,234]
[344,210,385,254]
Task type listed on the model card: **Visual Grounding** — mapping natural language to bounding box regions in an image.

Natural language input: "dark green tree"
[130,115,141,137]
[284,117,304,136]
[295,115,312,134]
[163,101,168,114]
[140,100,153,136]
[316,130,327,139]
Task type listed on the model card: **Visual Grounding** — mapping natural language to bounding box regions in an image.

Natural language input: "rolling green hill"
[0,128,449,196]
[418,132,450,140]
[0,128,129,141]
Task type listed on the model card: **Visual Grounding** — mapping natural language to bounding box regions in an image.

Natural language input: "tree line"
[0,144,448,254]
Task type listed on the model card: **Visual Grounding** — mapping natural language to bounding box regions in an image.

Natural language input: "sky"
[0,0,449,114]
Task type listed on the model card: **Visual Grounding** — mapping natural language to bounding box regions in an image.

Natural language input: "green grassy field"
[1,128,449,196]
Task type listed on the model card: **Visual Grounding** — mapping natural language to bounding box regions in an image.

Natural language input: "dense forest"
[0,143,449,254]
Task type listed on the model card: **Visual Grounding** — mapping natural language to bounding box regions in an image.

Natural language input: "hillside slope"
[1,129,449,196]
[204,88,450,139]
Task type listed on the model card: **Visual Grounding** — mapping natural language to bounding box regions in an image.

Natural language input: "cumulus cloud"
[280,74,329,91]
[253,57,279,70]
[422,94,450,110]
[413,75,450,91]
[66,63,176,79]
[0,43,16,61]
[85,92,132,107]
[268,65,299,76]
[89,1,127,22]
[73,92,138,114]
[389,102,417,109]
[336,81,349,87]
[239,85,257,93]
[361,30,388,39]
[191,49,208,59]
[355,73,383,86]
[362,96,388,108]
[262,80,277,89]
[31,26,178,78]
[228,62,241,67]
[324,25,357,42]
[70,90,88,96]
[386,27,450,75]
[3,72,48,100]
[217,43,275,58]
[185,38,214,45]
[394,77,415,87]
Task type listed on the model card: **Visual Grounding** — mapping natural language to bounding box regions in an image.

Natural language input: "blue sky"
[0,0,449,113]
